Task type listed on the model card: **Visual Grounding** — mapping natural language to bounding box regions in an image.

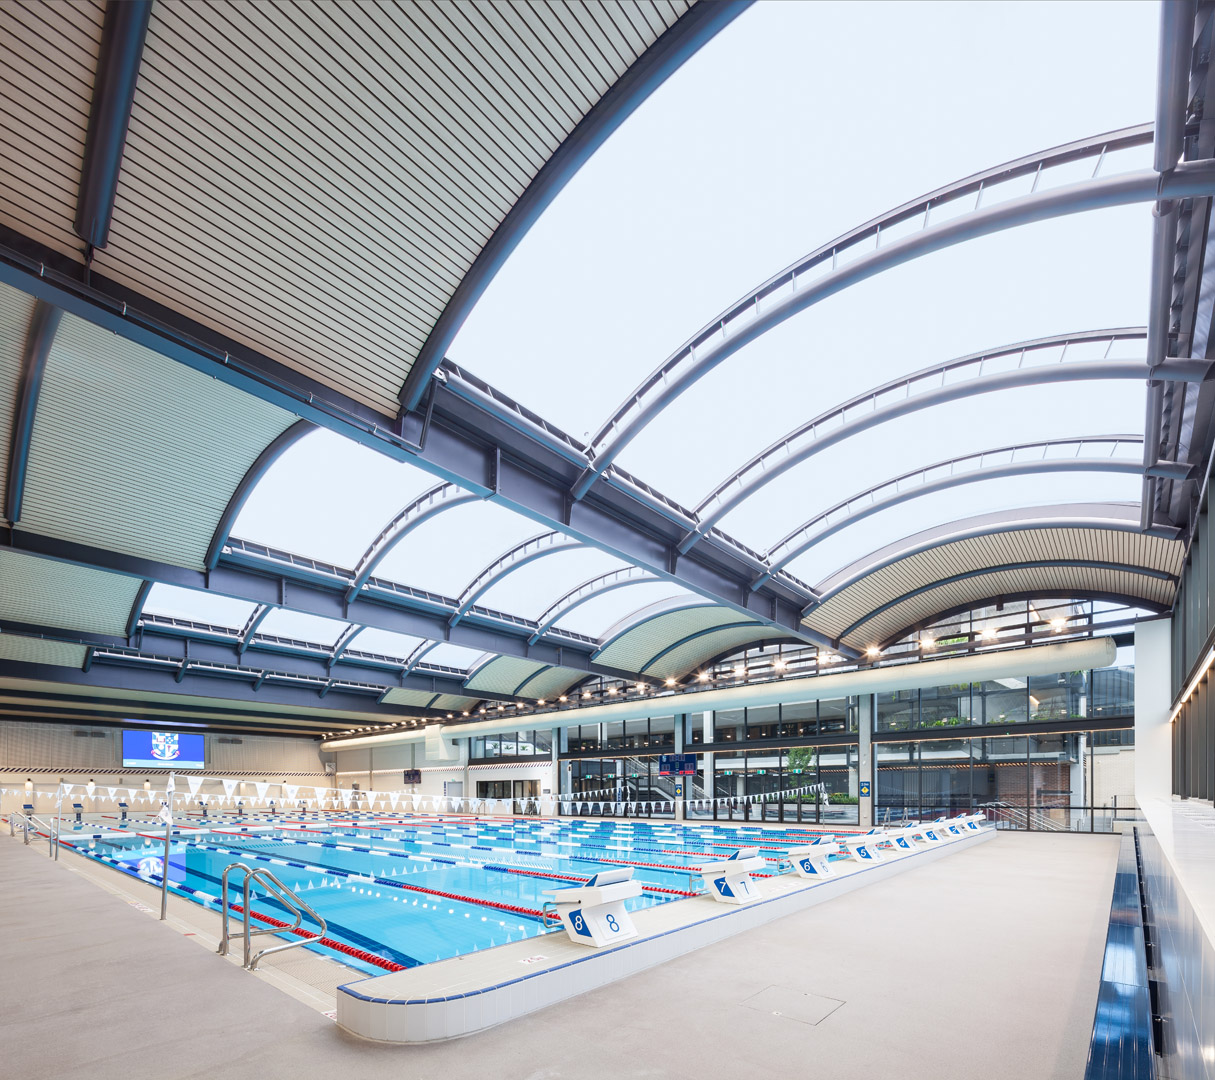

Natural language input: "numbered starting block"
[700,847,766,905]
[118,801,129,821]
[879,825,921,854]
[72,802,83,822]
[956,812,986,832]
[787,841,842,878]
[543,866,640,948]
[909,821,949,844]
[840,832,892,863]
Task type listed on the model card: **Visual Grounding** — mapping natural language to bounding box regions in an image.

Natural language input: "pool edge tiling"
[336,827,996,1044]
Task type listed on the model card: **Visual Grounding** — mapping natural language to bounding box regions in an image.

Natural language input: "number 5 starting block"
[699,847,766,904]
[543,866,640,947]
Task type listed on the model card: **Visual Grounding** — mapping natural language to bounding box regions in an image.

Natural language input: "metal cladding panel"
[0,548,140,635]
[807,528,1186,641]
[641,625,787,680]
[464,654,547,695]
[844,566,1176,648]
[514,664,587,701]
[0,0,103,258]
[430,693,479,713]
[19,312,297,569]
[93,0,690,414]
[381,688,440,708]
[595,604,754,671]
[0,281,37,520]
[0,633,86,668]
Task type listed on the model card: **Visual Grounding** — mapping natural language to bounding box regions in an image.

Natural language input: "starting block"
[909,821,949,844]
[543,866,640,947]
[118,801,128,821]
[840,832,891,863]
[72,802,83,822]
[879,825,921,854]
[957,812,986,831]
[787,841,842,878]
[700,847,765,905]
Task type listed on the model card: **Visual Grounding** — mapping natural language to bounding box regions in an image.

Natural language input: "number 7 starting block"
[543,866,640,947]
[699,847,766,904]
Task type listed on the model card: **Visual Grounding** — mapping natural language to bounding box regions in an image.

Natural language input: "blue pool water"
[57,814,842,974]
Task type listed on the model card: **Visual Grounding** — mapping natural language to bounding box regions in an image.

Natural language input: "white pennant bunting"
[222,779,237,797]
[254,782,269,800]
[186,775,202,796]
[284,785,298,801]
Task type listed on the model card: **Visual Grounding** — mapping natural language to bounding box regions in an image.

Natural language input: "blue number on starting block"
[714,877,732,897]
[605,914,619,933]
[857,845,871,859]
[571,912,592,938]
[800,858,814,874]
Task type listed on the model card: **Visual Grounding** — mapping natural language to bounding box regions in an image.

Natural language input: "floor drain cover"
[738,985,845,1026]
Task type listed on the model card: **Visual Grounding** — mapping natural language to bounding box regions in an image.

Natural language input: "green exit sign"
[723,770,734,776]
[756,769,767,775]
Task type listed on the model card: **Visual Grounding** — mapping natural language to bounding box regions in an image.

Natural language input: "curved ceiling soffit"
[805,504,1182,614]
[753,434,1145,588]
[397,0,753,411]
[875,591,1167,651]
[570,123,1170,498]
[528,566,658,644]
[832,559,1177,646]
[344,481,483,602]
[637,621,782,676]
[204,419,316,570]
[593,597,721,655]
[449,531,584,629]
[680,329,1155,556]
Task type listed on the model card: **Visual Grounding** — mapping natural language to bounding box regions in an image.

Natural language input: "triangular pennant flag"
[107,787,117,798]
[165,772,176,795]
[284,785,298,801]
[186,775,202,796]
[222,779,237,797]
[388,792,399,810]
[254,782,269,800]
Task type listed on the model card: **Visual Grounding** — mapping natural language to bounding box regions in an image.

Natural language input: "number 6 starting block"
[699,847,766,905]
[543,866,640,948]
[787,840,842,878]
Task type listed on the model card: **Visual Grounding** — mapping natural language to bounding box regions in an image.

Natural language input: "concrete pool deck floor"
[1,828,1118,1080]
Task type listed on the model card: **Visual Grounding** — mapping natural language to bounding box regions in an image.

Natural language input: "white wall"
[1134,618,1173,803]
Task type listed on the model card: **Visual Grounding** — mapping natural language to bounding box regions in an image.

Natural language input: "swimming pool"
[55,814,845,974]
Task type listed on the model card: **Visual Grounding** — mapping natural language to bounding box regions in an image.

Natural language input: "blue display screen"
[122,730,205,770]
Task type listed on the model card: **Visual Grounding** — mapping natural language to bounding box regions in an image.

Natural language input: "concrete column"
[702,710,714,817]
[547,727,561,817]
[859,694,873,828]
[1134,617,1173,805]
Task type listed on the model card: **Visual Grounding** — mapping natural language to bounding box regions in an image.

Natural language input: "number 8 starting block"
[699,847,766,905]
[543,866,640,948]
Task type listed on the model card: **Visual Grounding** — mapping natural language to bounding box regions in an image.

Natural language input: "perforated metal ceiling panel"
[594,604,757,672]
[381,688,441,709]
[845,565,1175,648]
[513,664,588,701]
[19,312,297,569]
[0,0,103,258]
[430,693,480,713]
[464,655,548,696]
[0,548,140,635]
[641,625,787,681]
[804,526,1185,646]
[0,281,36,521]
[0,633,87,668]
[91,0,693,414]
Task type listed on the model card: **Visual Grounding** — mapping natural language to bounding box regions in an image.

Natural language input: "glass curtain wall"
[875,729,1135,831]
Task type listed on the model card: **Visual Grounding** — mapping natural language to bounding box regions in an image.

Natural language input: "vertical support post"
[703,709,715,821]
[858,694,873,828]
[54,782,64,861]
[160,815,171,921]
[674,713,686,821]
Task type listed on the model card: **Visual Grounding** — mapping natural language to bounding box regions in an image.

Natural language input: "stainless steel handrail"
[10,811,59,857]
[217,862,328,971]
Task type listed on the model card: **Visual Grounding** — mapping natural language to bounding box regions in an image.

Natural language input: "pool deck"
[336,826,993,1041]
[1,824,1119,1080]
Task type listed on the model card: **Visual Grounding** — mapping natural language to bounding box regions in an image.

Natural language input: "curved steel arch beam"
[834,560,1176,644]
[204,419,315,570]
[236,603,273,656]
[682,333,1155,552]
[527,566,658,644]
[344,482,482,602]
[876,592,1167,651]
[805,503,1181,615]
[397,0,752,412]
[572,133,1215,500]
[125,579,152,639]
[752,434,1145,589]
[327,624,364,670]
[449,531,583,629]
[638,621,766,675]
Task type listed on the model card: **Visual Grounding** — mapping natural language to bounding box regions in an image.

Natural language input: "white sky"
[189,0,1160,649]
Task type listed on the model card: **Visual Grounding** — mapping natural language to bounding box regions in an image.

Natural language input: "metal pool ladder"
[216,862,327,971]
[9,811,60,859]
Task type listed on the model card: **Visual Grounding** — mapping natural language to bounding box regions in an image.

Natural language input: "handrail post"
[242,872,253,969]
